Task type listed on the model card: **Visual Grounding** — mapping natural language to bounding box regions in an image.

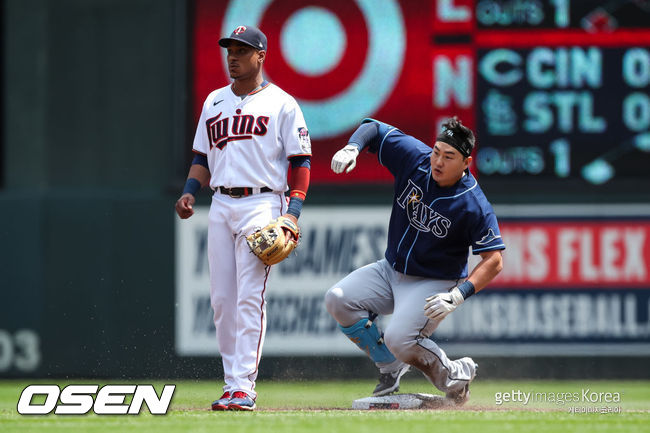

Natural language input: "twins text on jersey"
[206,110,269,150]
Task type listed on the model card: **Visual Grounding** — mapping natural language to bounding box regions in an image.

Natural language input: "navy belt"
[216,186,272,197]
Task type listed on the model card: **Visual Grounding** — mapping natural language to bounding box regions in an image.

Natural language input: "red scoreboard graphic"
[194,0,650,194]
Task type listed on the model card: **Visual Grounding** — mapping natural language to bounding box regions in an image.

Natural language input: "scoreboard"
[476,46,648,193]
[435,0,650,201]
[193,0,650,201]
[474,1,650,30]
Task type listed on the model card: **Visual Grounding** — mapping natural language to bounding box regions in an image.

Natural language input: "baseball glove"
[246,216,300,266]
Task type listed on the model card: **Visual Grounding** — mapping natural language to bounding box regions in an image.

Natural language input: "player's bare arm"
[466,250,504,292]
[175,164,210,219]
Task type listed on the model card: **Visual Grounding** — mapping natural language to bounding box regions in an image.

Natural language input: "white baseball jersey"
[192,82,312,191]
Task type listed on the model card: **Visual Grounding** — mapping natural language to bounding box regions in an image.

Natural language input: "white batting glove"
[331,144,360,174]
[424,287,465,321]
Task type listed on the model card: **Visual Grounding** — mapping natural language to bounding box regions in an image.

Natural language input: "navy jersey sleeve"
[361,118,432,177]
[469,211,506,254]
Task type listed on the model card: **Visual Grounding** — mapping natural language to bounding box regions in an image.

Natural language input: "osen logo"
[17,384,175,415]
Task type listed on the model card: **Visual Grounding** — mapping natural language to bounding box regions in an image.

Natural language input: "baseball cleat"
[446,362,478,406]
[211,391,231,411]
[373,364,410,396]
[227,391,256,411]
[446,383,471,406]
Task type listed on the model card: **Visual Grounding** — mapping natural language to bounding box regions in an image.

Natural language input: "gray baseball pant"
[325,259,476,395]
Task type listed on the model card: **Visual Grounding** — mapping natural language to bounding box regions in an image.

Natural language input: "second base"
[352,393,450,410]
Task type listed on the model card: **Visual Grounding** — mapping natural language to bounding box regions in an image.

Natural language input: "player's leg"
[227,193,285,409]
[207,195,238,409]
[324,259,409,395]
[384,275,477,404]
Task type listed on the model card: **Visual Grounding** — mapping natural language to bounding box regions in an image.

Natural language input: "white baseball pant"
[207,191,286,399]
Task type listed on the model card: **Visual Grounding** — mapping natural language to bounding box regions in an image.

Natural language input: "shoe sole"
[373,385,399,397]
[211,403,229,411]
[227,403,256,411]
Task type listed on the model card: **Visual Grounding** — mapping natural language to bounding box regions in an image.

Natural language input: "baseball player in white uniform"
[175,25,311,411]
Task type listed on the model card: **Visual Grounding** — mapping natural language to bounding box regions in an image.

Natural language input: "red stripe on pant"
[249,266,269,389]
[249,194,284,388]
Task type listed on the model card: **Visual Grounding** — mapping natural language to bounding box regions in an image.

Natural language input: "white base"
[352,393,451,410]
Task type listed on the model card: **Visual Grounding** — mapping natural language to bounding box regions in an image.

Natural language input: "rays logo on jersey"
[397,180,451,238]
[205,110,269,150]
[476,228,501,245]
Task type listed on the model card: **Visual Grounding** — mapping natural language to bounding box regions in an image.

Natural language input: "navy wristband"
[182,178,201,196]
[289,155,311,169]
[192,153,209,169]
[286,196,304,219]
[456,280,475,299]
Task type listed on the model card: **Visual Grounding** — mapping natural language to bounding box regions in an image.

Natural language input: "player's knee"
[324,287,345,320]
[210,296,229,316]
[325,286,368,327]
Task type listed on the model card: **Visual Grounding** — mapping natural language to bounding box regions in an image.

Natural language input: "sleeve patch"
[475,228,501,246]
[297,127,311,154]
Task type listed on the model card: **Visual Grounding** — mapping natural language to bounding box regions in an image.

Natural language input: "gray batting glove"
[331,144,360,174]
[424,287,464,320]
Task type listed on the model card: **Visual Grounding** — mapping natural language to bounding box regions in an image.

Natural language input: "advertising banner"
[176,205,650,357]
[175,206,392,356]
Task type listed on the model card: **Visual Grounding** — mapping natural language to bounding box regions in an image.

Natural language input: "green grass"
[0,379,648,433]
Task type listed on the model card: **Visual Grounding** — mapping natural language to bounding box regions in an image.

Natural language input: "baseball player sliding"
[175,25,311,411]
[326,118,504,405]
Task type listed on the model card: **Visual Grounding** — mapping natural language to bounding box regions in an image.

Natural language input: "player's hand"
[331,144,360,174]
[280,213,298,243]
[175,193,195,219]
[424,287,464,321]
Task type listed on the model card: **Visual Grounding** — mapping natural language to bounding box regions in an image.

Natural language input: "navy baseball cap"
[219,25,267,51]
